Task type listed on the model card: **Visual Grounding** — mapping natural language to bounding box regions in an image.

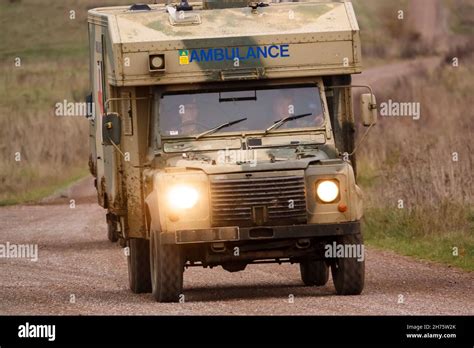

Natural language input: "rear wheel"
[331,233,365,295]
[300,259,329,286]
[127,238,152,293]
[150,229,184,302]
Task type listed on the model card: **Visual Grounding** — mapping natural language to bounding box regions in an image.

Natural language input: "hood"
[164,146,338,174]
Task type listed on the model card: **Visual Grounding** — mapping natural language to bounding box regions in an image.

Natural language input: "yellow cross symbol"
[179,50,189,65]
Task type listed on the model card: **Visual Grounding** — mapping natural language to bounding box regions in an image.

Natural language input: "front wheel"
[127,238,152,293]
[150,229,184,302]
[331,233,365,295]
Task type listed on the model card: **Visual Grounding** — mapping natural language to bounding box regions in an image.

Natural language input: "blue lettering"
[224,47,235,60]
[214,48,224,61]
[268,45,279,58]
[257,46,268,59]
[246,46,257,60]
[187,45,289,63]
[280,44,290,58]
[235,47,245,60]
[190,50,200,63]
[199,49,213,62]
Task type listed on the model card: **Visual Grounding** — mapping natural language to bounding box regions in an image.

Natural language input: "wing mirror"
[360,93,377,127]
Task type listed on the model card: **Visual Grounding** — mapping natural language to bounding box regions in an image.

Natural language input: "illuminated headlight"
[167,185,199,210]
[316,180,339,203]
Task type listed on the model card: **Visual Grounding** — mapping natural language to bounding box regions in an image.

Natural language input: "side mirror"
[360,93,377,127]
[102,112,121,145]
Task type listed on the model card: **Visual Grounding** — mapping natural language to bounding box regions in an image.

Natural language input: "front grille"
[210,173,307,227]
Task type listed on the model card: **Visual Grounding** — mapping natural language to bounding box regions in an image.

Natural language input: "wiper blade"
[264,113,312,135]
[195,117,247,140]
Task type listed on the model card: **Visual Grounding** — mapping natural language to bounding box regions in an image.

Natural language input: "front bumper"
[161,221,360,245]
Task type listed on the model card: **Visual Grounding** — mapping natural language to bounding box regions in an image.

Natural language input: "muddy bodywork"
[87,1,364,266]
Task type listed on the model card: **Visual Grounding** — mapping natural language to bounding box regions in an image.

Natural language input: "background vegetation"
[0,0,131,204]
[352,0,473,270]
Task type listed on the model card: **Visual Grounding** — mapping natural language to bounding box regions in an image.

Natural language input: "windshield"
[159,85,324,138]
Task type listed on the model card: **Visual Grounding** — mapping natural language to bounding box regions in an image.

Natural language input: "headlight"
[316,180,339,203]
[167,185,199,209]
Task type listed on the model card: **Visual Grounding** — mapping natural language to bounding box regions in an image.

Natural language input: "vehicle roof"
[88,1,362,86]
[89,1,358,45]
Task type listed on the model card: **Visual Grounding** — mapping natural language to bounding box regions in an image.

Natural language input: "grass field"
[364,207,474,271]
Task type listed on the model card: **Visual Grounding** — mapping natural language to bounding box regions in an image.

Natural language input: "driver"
[273,92,324,128]
[273,93,294,119]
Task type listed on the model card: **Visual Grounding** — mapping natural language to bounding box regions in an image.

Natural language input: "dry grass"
[0,59,90,203]
[0,0,132,204]
[358,49,474,270]
[359,52,474,208]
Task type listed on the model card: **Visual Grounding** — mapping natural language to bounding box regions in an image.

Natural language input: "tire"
[150,229,184,302]
[331,233,365,295]
[107,220,119,243]
[300,259,329,286]
[127,238,152,293]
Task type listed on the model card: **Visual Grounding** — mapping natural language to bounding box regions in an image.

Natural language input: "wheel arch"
[144,190,163,239]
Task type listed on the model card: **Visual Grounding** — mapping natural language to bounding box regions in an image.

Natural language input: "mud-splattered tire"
[127,238,152,293]
[331,233,365,295]
[150,229,184,302]
[300,260,329,286]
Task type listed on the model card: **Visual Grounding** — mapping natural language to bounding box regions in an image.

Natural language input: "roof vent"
[129,3,151,11]
[167,5,201,26]
[176,0,193,11]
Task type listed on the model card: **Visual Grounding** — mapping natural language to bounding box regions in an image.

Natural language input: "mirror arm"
[349,122,375,157]
[325,84,377,110]
[109,138,126,159]
[103,96,149,115]
[326,84,374,95]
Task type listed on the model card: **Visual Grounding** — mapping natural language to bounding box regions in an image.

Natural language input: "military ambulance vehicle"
[87,0,377,302]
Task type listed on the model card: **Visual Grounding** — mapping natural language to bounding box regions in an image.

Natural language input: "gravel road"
[0,177,472,315]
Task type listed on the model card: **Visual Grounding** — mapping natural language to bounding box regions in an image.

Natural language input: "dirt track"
[0,177,472,315]
[353,56,443,89]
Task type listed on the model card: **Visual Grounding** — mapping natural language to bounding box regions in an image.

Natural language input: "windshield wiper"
[195,117,247,140]
[264,113,312,135]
